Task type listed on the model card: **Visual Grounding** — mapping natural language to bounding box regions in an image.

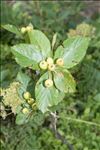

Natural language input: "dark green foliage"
[0,1,100,150]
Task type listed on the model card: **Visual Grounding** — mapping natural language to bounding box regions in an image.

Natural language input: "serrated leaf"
[54,37,90,68]
[35,73,65,113]
[54,69,76,93]
[2,24,21,37]
[11,44,43,70]
[28,30,52,58]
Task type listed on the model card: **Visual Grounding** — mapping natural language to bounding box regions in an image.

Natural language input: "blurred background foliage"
[0,1,100,150]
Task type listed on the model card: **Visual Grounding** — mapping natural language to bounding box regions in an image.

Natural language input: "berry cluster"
[39,57,64,88]
[21,25,33,34]
[22,92,36,114]
[39,57,64,71]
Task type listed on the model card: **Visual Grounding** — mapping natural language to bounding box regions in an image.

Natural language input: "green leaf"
[28,30,52,58]
[0,69,10,82]
[35,72,65,113]
[54,37,90,68]
[11,44,43,70]
[2,24,21,37]
[94,93,100,102]
[54,69,76,93]
[52,33,57,49]
[16,112,29,125]
[54,45,64,59]
[16,72,31,100]
[17,72,31,89]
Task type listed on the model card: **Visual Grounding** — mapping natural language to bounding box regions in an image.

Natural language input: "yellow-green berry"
[31,103,36,109]
[48,64,55,71]
[47,57,53,64]
[22,108,29,114]
[26,26,33,32]
[21,27,26,34]
[56,58,64,66]
[23,92,31,100]
[39,60,48,70]
[45,79,53,88]
[27,98,34,105]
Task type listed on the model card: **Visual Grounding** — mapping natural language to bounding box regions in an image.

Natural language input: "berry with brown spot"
[48,64,55,71]
[39,60,48,70]
[56,58,64,66]
[45,79,53,88]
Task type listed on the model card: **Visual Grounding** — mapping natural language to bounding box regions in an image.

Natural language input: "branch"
[60,116,100,127]
[50,112,74,150]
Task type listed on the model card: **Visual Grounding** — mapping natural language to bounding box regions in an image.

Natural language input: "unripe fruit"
[47,57,53,64]
[21,27,27,34]
[56,58,64,66]
[31,103,36,109]
[48,64,55,71]
[27,98,34,105]
[26,26,33,32]
[45,79,53,88]
[22,108,29,114]
[23,92,31,100]
[39,60,48,70]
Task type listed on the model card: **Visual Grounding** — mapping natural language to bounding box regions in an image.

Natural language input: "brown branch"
[50,112,74,150]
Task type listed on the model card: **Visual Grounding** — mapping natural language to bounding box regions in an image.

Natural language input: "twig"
[50,111,100,127]
[50,112,74,150]
[62,116,100,127]
[6,112,13,117]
